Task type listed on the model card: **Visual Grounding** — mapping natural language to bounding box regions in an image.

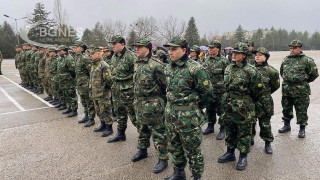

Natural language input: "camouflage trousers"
[224,98,255,154]
[112,83,137,131]
[0,61,2,71]
[78,86,95,120]
[165,107,204,176]
[93,98,113,125]
[50,76,59,99]
[43,75,52,97]
[282,96,310,126]
[20,66,28,85]
[206,93,224,126]
[134,98,168,160]
[252,117,274,142]
[63,79,78,110]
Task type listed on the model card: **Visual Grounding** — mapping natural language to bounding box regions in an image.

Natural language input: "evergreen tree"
[0,21,17,58]
[233,25,245,43]
[199,34,209,46]
[81,28,92,45]
[127,29,137,49]
[90,22,107,46]
[184,17,200,46]
[310,31,320,50]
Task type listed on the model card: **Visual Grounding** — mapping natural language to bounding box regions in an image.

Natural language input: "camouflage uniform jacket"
[165,54,213,109]
[57,54,76,82]
[89,58,112,100]
[104,55,112,66]
[44,55,52,78]
[75,52,92,89]
[49,55,58,80]
[255,61,280,117]
[203,54,230,94]
[111,47,137,89]
[280,52,319,97]
[247,51,256,65]
[29,50,38,71]
[133,54,166,100]
[16,51,22,69]
[37,53,46,77]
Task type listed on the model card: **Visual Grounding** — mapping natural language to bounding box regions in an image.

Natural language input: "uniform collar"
[170,53,188,67]
[288,52,305,58]
[115,47,126,58]
[232,59,247,68]
[255,61,268,66]
[137,53,152,62]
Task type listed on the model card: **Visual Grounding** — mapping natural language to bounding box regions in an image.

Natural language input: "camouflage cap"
[288,40,302,47]
[16,45,21,48]
[104,44,113,51]
[245,39,254,47]
[153,50,167,58]
[132,38,151,47]
[48,47,57,52]
[109,35,125,43]
[57,45,69,51]
[75,41,87,48]
[253,47,270,59]
[190,45,200,52]
[88,47,102,53]
[207,40,221,48]
[233,42,249,54]
[163,36,188,47]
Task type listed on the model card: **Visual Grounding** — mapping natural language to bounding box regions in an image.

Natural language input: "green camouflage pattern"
[163,36,188,47]
[164,53,212,175]
[223,59,263,153]
[247,52,256,65]
[288,39,303,47]
[245,39,255,47]
[190,45,200,52]
[90,58,113,124]
[280,52,319,126]
[133,54,168,160]
[108,35,125,43]
[233,42,249,54]
[132,38,151,47]
[207,40,221,48]
[43,54,53,97]
[49,55,59,99]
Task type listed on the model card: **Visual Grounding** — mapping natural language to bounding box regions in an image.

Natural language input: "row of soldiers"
[14,36,318,180]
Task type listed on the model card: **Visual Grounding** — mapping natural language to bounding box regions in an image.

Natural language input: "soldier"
[190,45,201,62]
[28,44,39,92]
[56,45,78,117]
[48,47,60,106]
[130,39,169,173]
[245,40,255,65]
[107,35,138,143]
[0,49,2,75]
[202,40,230,140]
[88,47,114,137]
[163,36,212,180]
[24,44,33,89]
[252,47,280,154]
[43,48,54,101]
[153,50,169,64]
[151,48,157,56]
[74,42,96,127]
[218,42,263,171]
[279,40,319,138]
[15,45,22,77]
[34,46,46,94]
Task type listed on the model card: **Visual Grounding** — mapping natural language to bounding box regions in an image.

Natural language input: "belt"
[285,81,306,85]
[168,103,198,111]
[229,94,251,99]
[137,96,159,101]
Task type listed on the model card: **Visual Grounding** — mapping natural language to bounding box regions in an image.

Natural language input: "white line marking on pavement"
[15,74,20,77]
[0,75,54,107]
[0,106,52,116]
[0,87,26,111]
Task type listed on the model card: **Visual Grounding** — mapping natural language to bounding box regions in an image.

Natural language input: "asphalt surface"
[1,51,320,180]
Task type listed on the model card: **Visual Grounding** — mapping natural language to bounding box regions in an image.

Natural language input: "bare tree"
[157,16,186,43]
[131,16,158,41]
[102,19,127,42]
[53,0,68,28]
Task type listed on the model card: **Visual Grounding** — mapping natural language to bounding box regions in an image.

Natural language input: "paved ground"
[1,51,320,180]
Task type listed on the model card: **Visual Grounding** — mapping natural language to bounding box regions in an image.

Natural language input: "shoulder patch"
[314,66,317,70]
[258,83,263,88]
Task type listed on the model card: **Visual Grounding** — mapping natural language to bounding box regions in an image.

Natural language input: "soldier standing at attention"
[130,39,169,173]
[218,42,263,171]
[163,36,212,180]
[279,40,319,138]
[0,50,3,75]
[89,47,114,137]
[74,42,96,127]
[153,50,169,64]
[245,40,255,65]
[202,40,230,140]
[35,46,46,95]
[107,35,138,143]
[190,45,201,62]
[252,47,280,154]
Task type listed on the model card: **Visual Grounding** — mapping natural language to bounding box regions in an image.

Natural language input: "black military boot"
[36,90,43,95]
[250,138,254,146]
[218,148,236,163]
[298,125,306,138]
[94,121,106,132]
[32,87,37,92]
[52,100,60,105]
[153,159,168,173]
[84,119,95,127]
[236,153,248,170]
[107,129,126,143]
[191,174,201,180]
[278,120,291,133]
[131,148,148,162]
[101,124,113,137]
[216,125,225,140]
[265,141,273,154]
[202,123,214,135]
[0,71,3,75]
[58,104,67,110]
[78,115,89,123]
[164,166,186,180]
[55,103,62,108]
[27,85,33,89]
[44,96,53,101]
[62,108,72,114]
[49,99,55,104]
[67,110,78,118]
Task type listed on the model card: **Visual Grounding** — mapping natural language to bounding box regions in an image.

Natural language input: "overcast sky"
[1,0,320,37]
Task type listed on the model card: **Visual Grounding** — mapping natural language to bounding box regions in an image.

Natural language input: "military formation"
[10,37,318,180]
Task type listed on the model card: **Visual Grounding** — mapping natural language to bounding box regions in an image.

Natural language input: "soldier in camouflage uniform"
[15,45,22,80]
[107,35,138,143]
[56,45,78,117]
[153,50,169,64]
[252,47,280,154]
[279,40,319,138]
[22,44,32,89]
[34,46,46,94]
[163,36,212,180]
[28,45,38,92]
[88,47,114,137]
[218,42,263,171]
[48,47,60,106]
[0,50,3,75]
[151,48,157,56]
[43,48,54,101]
[202,40,230,140]
[245,40,255,65]
[130,39,169,173]
[190,45,201,63]
[74,42,96,127]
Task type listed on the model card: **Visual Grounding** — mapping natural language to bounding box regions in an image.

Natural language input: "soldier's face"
[232,52,246,62]
[112,42,124,53]
[190,51,197,58]
[290,46,302,56]
[169,47,186,62]
[39,49,45,54]
[58,50,67,56]
[16,48,21,52]
[209,47,219,56]
[49,52,56,57]
[248,45,254,52]
[135,46,149,59]
[255,52,266,64]
[75,46,83,53]
[105,51,112,56]
[90,52,101,61]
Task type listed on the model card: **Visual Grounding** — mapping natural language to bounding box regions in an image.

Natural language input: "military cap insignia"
[106,73,109,76]
[258,83,262,88]
[203,80,209,85]
[314,66,317,69]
